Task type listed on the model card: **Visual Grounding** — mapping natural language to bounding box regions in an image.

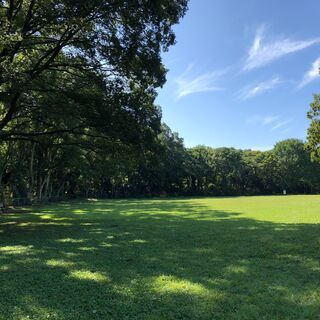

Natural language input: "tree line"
[1,0,320,204]
[2,124,320,203]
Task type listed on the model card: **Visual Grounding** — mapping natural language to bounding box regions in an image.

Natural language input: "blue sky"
[155,0,320,150]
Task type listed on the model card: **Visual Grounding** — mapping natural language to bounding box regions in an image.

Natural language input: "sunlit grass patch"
[0,245,33,255]
[47,259,75,268]
[130,239,147,244]
[152,275,210,296]
[69,270,109,282]
[56,238,85,243]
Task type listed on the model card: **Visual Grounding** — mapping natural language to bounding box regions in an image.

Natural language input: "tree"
[242,150,281,194]
[187,146,214,194]
[0,0,188,136]
[306,94,320,161]
[273,139,318,193]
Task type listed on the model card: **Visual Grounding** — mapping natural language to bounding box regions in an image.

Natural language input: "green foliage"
[1,129,320,202]
[0,0,188,135]
[306,94,320,161]
[273,139,314,192]
[0,0,189,202]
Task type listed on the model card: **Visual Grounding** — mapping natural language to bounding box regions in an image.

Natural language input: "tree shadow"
[0,199,320,319]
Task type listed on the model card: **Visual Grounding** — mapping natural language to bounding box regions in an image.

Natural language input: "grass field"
[1,195,320,319]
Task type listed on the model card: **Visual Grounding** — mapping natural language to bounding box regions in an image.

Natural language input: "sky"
[155,0,320,150]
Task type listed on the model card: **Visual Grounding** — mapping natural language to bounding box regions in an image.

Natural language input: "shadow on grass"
[0,199,320,319]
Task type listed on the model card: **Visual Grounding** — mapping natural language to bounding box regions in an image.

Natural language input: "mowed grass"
[1,195,320,319]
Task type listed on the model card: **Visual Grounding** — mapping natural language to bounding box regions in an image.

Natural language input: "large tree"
[0,0,188,136]
[273,139,319,193]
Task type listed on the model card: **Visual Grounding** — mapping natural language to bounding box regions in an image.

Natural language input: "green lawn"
[1,195,320,319]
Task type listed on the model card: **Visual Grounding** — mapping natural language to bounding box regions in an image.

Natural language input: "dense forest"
[2,128,320,204]
[1,0,320,205]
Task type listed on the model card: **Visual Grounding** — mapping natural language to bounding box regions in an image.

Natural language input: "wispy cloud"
[246,115,279,126]
[176,64,224,99]
[244,26,320,71]
[270,118,293,131]
[246,115,292,132]
[298,57,320,88]
[239,76,282,100]
[262,115,279,125]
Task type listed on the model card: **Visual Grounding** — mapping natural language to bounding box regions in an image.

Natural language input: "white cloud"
[298,57,320,88]
[270,118,293,131]
[262,116,279,125]
[246,115,278,126]
[247,114,293,135]
[247,115,292,132]
[244,26,320,71]
[239,77,282,99]
[176,64,224,99]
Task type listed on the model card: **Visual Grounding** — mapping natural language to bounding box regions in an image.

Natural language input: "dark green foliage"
[1,131,320,202]
[0,0,188,134]
[306,94,320,161]
[0,0,189,202]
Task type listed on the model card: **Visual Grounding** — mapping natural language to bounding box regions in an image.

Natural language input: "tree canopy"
[0,0,188,138]
[306,94,320,161]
